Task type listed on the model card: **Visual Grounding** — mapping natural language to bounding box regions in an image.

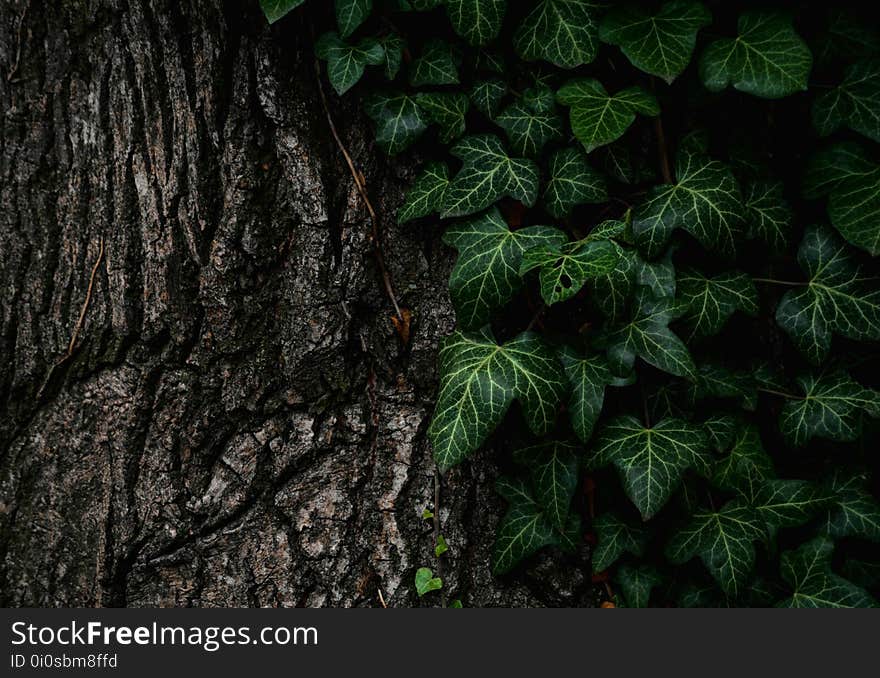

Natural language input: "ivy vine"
[263,0,880,607]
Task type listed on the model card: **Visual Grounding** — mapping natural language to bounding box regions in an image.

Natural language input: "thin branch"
[377,588,388,608]
[758,386,802,400]
[752,277,805,287]
[651,80,674,184]
[310,31,403,323]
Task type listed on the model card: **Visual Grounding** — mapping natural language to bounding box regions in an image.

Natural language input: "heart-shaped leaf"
[700,10,812,98]
[676,268,758,339]
[429,328,567,470]
[711,425,773,501]
[316,32,386,95]
[591,416,709,519]
[441,135,540,217]
[415,91,469,142]
[443,208,565,327]
[559,346,614,443]
[743,179,793,251]
[513,440,579,530]
[336,0,372,38]
[444,0,506,46]
[514,0,602,69]
[364,91,429,154]
[543,147,607,218]
[592,512,647,573]
[496,86,564,156]
[398,161,451,222]
[409,39,459,86]
[813,59,880,143]
[600,0,712,83]
[470,78,507,118]
[557,78,659,153]
[616,564,663,608]
[777,538,877,608]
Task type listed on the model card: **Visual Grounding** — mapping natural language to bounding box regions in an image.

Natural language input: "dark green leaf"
[711,425,774,501]
[316,32,385,95]
[559,346,614,443]
[261,0,306,23]
[514,0,602,69]
[543,148,608,218]
[364,91,429,154]
[777,538,877,608]
[513,440,579,530]
[398,162,450,222]
[617,564,663,608]
[336,0,372,38]
[813,59,880,143]
[676,268,758,339]
[600,0,712,83]
[470,78,507,118]
[520,237,623,306]
[592,512,647,573]
[699,10,812,99]
[444,0,506,46]
[415,92,469,142]
[496,86,564,156]
[409,39,459,86]
[743,180,793,251]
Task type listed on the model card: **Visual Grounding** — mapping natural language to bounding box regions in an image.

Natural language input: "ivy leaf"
[444,0,506,46]
[261,0,305,23]
[441,135,540,217]
[336,0,372,38]
[364,91,429,154]
[316,32,385,96]
[703,413,738,453]
[804,143,880,256]
[409,39,459,86]
[676,268,758,339]
[557,79,659,153]
[519,237,623,306]
[815,9,880,67]
[443,208,565,327]
[692,364,757,411]
[378,33,405,79]
[599,0,712,83]
[514,0,602,69]
[429,328,567,470]
[543,147,608,218]
[743,180,793,252]
[415,567,443,596]
[779,371,880,447]
[470,78,507,118]
[616,564,663,608]
[711,425,774,502]
[592,512,647,573]
[775,225,880,364]
[634,251,676,299]
[591,416,709,519]
[398,162,450,223]
[559,346,614,444]
[666,500,764,597]
[813,59,880,143]
[415,92,469,142]
[589,250,636,321]
[754,480,832,534]
[513,441,579,530]
[632,148,743,258]
[819,471,880,544]
[496,87,564,157]
[602,289,697,380]
[699,10,812,99]
[399,0,443,10]
[777,538,877,608]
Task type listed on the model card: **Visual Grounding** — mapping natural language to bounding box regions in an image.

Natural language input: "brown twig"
[377,588,388,608]
[311,33,403,323]
[654,116,674,184]
[35,236,105,400]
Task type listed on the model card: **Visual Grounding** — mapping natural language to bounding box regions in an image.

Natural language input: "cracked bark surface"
[0,0,594,607]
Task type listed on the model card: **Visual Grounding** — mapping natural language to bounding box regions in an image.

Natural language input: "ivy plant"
[265,1,880,608]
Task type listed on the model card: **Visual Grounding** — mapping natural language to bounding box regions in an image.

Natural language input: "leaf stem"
[757,387,802,400]
[752,277,805,287]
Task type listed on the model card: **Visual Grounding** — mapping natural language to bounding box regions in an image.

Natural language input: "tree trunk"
[0,0,593,607]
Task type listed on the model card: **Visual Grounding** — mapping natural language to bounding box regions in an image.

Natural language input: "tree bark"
[0,0,593,607]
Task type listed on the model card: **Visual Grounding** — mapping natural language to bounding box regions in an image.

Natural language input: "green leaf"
[592,512,647,573]
[496,86,564,157]
[813,59,880,143]
[632,148,743,258]
[514,0,602,69]
[492,499,556,575]
[711,425,774,502]
[415,92,469,142]
[261,0,305,23]
[378,33,405,80]
[603,289,697,380]
[702,413,738,453]
[398,162,450,223]
[804,143,880,256]
[589,249,637,321]
[513,440,579,530]
[444,0,506,46]
[777,538,877,608]
[364,91,429,154]
[591,416,709,519]
[557,79,659,153]
[409,39,459,86]
[336,0,372,38]
[443,208,565,327]
[559,346,614,443]
[616,564,663,608]
[692,364,757,411]
[742,180,793,252]
[780,371,880,447]
[316,32,385,96]
[415,567,443,596]
[543,147,608,218]
[634,250,676,299]
[429,328,567,470]
[441,135,540,217]
[676,268,758,339]
[470,78,507,118]
[823,472,880,542]
[666,500,764,596]
[815,10,880,67]
[699,10,812,99]
[435,534,449,556]
[519,237,622,306]
[775,225,880,364]
[599,0,712,83]
[399,0,443,10]
[754,479,831,534]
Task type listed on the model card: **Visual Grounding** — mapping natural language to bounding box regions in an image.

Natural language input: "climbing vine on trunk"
[263,0,880,607]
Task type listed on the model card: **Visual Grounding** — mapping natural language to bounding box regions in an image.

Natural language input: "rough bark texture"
[0,0,593,607]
